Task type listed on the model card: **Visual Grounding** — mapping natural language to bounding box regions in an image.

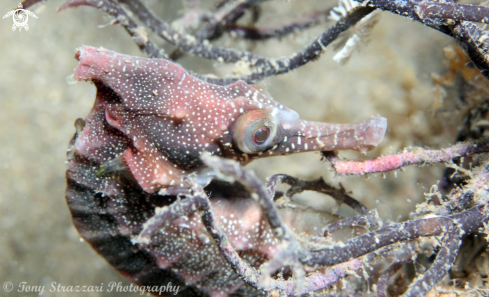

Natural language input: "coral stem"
[327,140,489,175]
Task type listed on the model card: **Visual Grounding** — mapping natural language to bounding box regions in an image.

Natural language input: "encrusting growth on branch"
[267,174,371,215]
[326,139,489,175]
[25,0,489,78]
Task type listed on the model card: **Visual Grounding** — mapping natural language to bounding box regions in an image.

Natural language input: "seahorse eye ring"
[232,109,277,154]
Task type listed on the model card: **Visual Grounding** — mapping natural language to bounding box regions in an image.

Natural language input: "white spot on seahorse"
[316,129,325,147]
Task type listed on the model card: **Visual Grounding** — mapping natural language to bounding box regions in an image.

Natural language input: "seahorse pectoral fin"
[122,148,185,193]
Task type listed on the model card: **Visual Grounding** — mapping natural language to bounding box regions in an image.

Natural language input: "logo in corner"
[3,3,38,32]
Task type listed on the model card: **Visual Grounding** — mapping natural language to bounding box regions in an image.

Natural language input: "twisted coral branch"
[130,155,489,295]
[125,0,376,82]
[201,195,385,295]
[416,2,489,24]
[353,0,489,77]
[307,205,488,266]
[133,175,382,295]
[58,0,241,85]
[135,194,206,244]
[59,0,374,84]
[326,140,489,175]
[45,0,489,81]
[169,1,254,60]
[323,213,381,236]
[402,222,462,297]
[227,7,334,40]
[377,256,412,297]
[195,160,390,295]
[202,154,293,242]
[58,0,168,60]
[200,155,489,295]
[267,174,370,215]
[453,22,489,78]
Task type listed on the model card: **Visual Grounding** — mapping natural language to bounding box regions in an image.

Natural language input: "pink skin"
[327,141,488,175]
[67,46,388,296]
[147,196,280,296]
[73,46,387,193]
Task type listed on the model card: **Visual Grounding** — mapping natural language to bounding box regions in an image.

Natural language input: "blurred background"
[0,0,457,295]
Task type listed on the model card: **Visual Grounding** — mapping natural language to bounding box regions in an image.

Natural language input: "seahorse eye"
[253,127,270,145]
[232,109,277,154]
